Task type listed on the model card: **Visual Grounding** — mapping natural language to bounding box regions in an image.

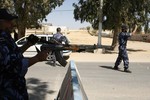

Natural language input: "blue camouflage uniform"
[114,31,131,69]
[0,31,29,100]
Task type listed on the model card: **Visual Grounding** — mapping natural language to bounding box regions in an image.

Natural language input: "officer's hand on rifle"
[27,34,39,45]
[19,34,39,54]
[27,49,50,67]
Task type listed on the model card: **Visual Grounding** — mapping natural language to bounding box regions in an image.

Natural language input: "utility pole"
[97,0,103,48]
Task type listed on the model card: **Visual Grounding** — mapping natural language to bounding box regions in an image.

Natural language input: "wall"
[129,34,150,43]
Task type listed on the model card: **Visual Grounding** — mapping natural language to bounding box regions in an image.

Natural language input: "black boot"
[113,66,119,70]
[124,68,132,73]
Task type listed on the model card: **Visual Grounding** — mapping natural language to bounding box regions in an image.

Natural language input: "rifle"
[28,34,98,66]
[38,37,98,53]
[39,38,98,67]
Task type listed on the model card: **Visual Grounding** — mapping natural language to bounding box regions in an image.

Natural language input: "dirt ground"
[65,30,150,62]
[66,30,150,51]
[21,29,150,62]
[66,30,112,45]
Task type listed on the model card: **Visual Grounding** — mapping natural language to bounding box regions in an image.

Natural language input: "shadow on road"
[127,49,146,52]
[26,78,55,100]
[45,61,62,67]
[101,45,147,54]
[99,65,127,73]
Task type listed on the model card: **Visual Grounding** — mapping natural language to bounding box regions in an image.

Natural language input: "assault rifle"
[40,38,98,66]
[38,37,98,53]
[28,34,98,66]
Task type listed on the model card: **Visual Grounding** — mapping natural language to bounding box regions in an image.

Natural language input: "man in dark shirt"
[114,24,137,72]
[0,9,49,99]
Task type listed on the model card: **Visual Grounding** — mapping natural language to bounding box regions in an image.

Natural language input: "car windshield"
[16,35,69,45]
[36,36,46,44]
[48,37,53,42]
[17,37,27,45]
[17,36,49,45]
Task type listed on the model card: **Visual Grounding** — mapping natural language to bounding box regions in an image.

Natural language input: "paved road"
[25,62,68,100]
[76,62,150,100]
[25,61,150,100]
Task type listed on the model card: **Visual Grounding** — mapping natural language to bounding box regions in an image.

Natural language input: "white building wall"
[42,25,68,34]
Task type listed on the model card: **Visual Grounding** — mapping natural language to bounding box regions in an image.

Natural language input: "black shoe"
[124,68,132,73]
[113,66,119,70]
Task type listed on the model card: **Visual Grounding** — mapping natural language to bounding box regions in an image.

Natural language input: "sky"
[44,0,91,29]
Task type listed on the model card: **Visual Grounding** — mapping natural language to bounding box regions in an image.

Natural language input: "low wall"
[55,60,88,100]
[103,34,150,43]
[129,34,150,43]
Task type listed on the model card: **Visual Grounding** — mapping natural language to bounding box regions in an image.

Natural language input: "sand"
[66,30,150,62]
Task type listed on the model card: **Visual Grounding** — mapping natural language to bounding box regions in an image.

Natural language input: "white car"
[15,34,72,59]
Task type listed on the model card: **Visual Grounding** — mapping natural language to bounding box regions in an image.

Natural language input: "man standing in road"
[114,24,137,72]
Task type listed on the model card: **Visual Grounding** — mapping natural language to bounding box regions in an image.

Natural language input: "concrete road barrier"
[55,60,88,100]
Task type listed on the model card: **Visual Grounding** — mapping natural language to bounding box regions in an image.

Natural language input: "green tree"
[0,0,64,38]
[143,0,150,33]
[73,0,150,50]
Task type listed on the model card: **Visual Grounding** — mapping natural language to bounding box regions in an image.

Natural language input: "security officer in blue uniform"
[0,9,49,99]
[114,24,137,72]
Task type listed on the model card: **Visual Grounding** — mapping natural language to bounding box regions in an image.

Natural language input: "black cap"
[121,24,128,29]
[0,9,18,20]
[57,27,61,32]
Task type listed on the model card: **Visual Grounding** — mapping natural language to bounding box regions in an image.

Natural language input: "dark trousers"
[115,48,129,69]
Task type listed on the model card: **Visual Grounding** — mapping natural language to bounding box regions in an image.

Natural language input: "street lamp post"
[97,0,103,48]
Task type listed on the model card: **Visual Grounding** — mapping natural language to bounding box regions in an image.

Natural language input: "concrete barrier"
[55,60,88,100]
